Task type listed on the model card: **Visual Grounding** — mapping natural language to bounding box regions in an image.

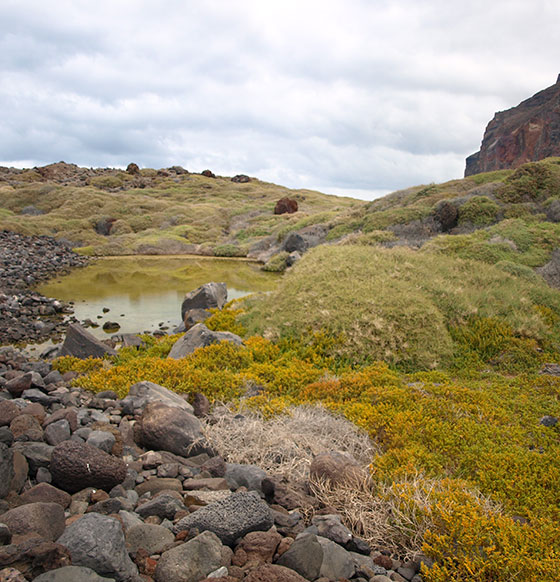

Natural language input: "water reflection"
[37,256,278,338]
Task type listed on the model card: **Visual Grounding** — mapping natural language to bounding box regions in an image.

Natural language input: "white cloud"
[0,0,559,199]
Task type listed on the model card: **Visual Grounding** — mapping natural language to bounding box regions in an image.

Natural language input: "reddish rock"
[43,407,78,432]
[20,483,72,508]
[0,502,66,542]
[231,174,250,183]
[0,568,27,582]
[244,563,308,582]
[274,198,298,215]
[466,76,560,176]
[0,402,20,427]
[0,540,71,580]
[10,414,43,441]
[126,162,140,175]
[5,374,32,397]
[21,403,46,424]
[202,169,216,178]
[232,531,282,567]
[50,440,127,493]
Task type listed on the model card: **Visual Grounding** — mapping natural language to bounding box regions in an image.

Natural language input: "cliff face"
[465,76,560,177]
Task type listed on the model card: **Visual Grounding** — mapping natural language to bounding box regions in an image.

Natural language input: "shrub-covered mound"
[241,245,560,370]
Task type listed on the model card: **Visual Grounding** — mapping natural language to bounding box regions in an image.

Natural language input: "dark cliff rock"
[465,76,560,176]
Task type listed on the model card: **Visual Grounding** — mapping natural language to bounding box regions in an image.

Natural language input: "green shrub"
[262,251,290,272]
[497,162,560,203]
[213,244,246,257]
[458,196,500,226]
[90,174,126,189]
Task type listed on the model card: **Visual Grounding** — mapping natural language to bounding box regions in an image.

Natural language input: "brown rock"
[126,162,140,175]
[191,392,210,418]
[90,422,123,456]
[373,554,394,570]
[275,537,293,558]
[309,451,365,486]
[231,174,250,183]
[465,76,560,176]
[135,478,183,497]
[10,415,43,441]
[201,169,216,178]
[0,502,66,542]
[0,540,70,580]
[233,531,282,567]
[21,403,46,424]
[0,567,27,582]
[201,456,226,478]
[10,452,28,494]
[274,198,298,215]
[5,374,32,397]
[0,402,20,427]
[50,440,127,493]
[20,483,72,508]
[183,478,229,491]
[244,563,308,582]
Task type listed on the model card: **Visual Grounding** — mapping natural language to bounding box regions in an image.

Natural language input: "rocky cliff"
[465,75,560,176]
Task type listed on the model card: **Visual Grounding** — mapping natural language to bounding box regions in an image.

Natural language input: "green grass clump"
[497,161,560,203]
[262,251,290,272]
[458,196,501,226]
[241,245,560,370]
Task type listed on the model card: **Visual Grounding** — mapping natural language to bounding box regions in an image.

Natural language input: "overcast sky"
[1,1,558,200]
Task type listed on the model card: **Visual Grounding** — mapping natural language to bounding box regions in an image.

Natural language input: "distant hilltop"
[465,75,560,176]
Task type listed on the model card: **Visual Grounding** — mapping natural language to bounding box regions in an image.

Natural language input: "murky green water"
[37,256,278,339]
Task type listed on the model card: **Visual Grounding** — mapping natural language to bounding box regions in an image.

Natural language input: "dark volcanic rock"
[135,401,211,457]
[0,502,66,542]
[231,174,250,183]
[57,513,138,582]
[0,443,14,498]
[174,491,274,546]
[180,282,227,322]
[168,323,243,359]
[465,76,560,176]
[274,198,298,215]
[59,323,117,359]
[50,440,127,493]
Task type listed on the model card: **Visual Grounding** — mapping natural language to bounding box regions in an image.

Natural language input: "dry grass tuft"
[202,403,375,482]
[309,473,501,560]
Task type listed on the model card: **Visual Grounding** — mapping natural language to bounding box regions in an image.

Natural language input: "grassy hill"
[0,163,361,257]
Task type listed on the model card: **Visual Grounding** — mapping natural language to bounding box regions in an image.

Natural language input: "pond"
[36,256,278,339]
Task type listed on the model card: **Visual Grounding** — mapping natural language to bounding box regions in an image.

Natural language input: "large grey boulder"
[59,324,117,359]
[180,282,227,321]
[168,323,243,359]
[120,381,194,415]
[155,530,224,582]
[50,440,127,493]
[312,514,353,546]
[0,442,14,498]
[276,533,323,580]
[537,249,560,289]
[32,566,116,581]
[135,401,211,457]
[174,491,273,546]
[57,513,138,582]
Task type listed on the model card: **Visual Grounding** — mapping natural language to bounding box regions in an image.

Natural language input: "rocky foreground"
[0,343,427,582]
[0,231,88,345]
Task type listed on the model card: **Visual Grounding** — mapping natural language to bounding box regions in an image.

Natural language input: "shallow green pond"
[37,256,278,338]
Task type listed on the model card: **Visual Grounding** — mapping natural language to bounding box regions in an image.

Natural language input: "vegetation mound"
[242,244,560,370]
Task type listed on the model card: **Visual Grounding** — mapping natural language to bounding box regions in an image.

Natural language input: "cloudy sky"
[1,0,558,200]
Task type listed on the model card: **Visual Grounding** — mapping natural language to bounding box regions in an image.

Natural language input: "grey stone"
[57,513,138,582]
[5,373,33,397]
[120,381,193,415]
[316,535,355,580]
[44,419,71,446]
[13,441,53,475]
[0,427,13,447]
[174,491,273,546]
[183,308,211,330]
[312,514,353,546]
[0,443,14,498]
[135,402,211,457]
[59,324,117,359]
[118,510,143,532]
[32,566,116,581]
[87,430,116,453]
[155,530,223,582]
[540,415,558,427]
[276,533,323,580]
[21,388,51,405]
[136,493,186,521]
[44,370,64,386]
[180,282,227,321]
[537,249,560,289]
[168,324,243,359]
[125,523,174,555]
[225,463,267,495]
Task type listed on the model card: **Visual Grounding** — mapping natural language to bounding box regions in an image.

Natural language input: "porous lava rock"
[50,440,127,493]
[274,198,298,215]
[465,76,560,176]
